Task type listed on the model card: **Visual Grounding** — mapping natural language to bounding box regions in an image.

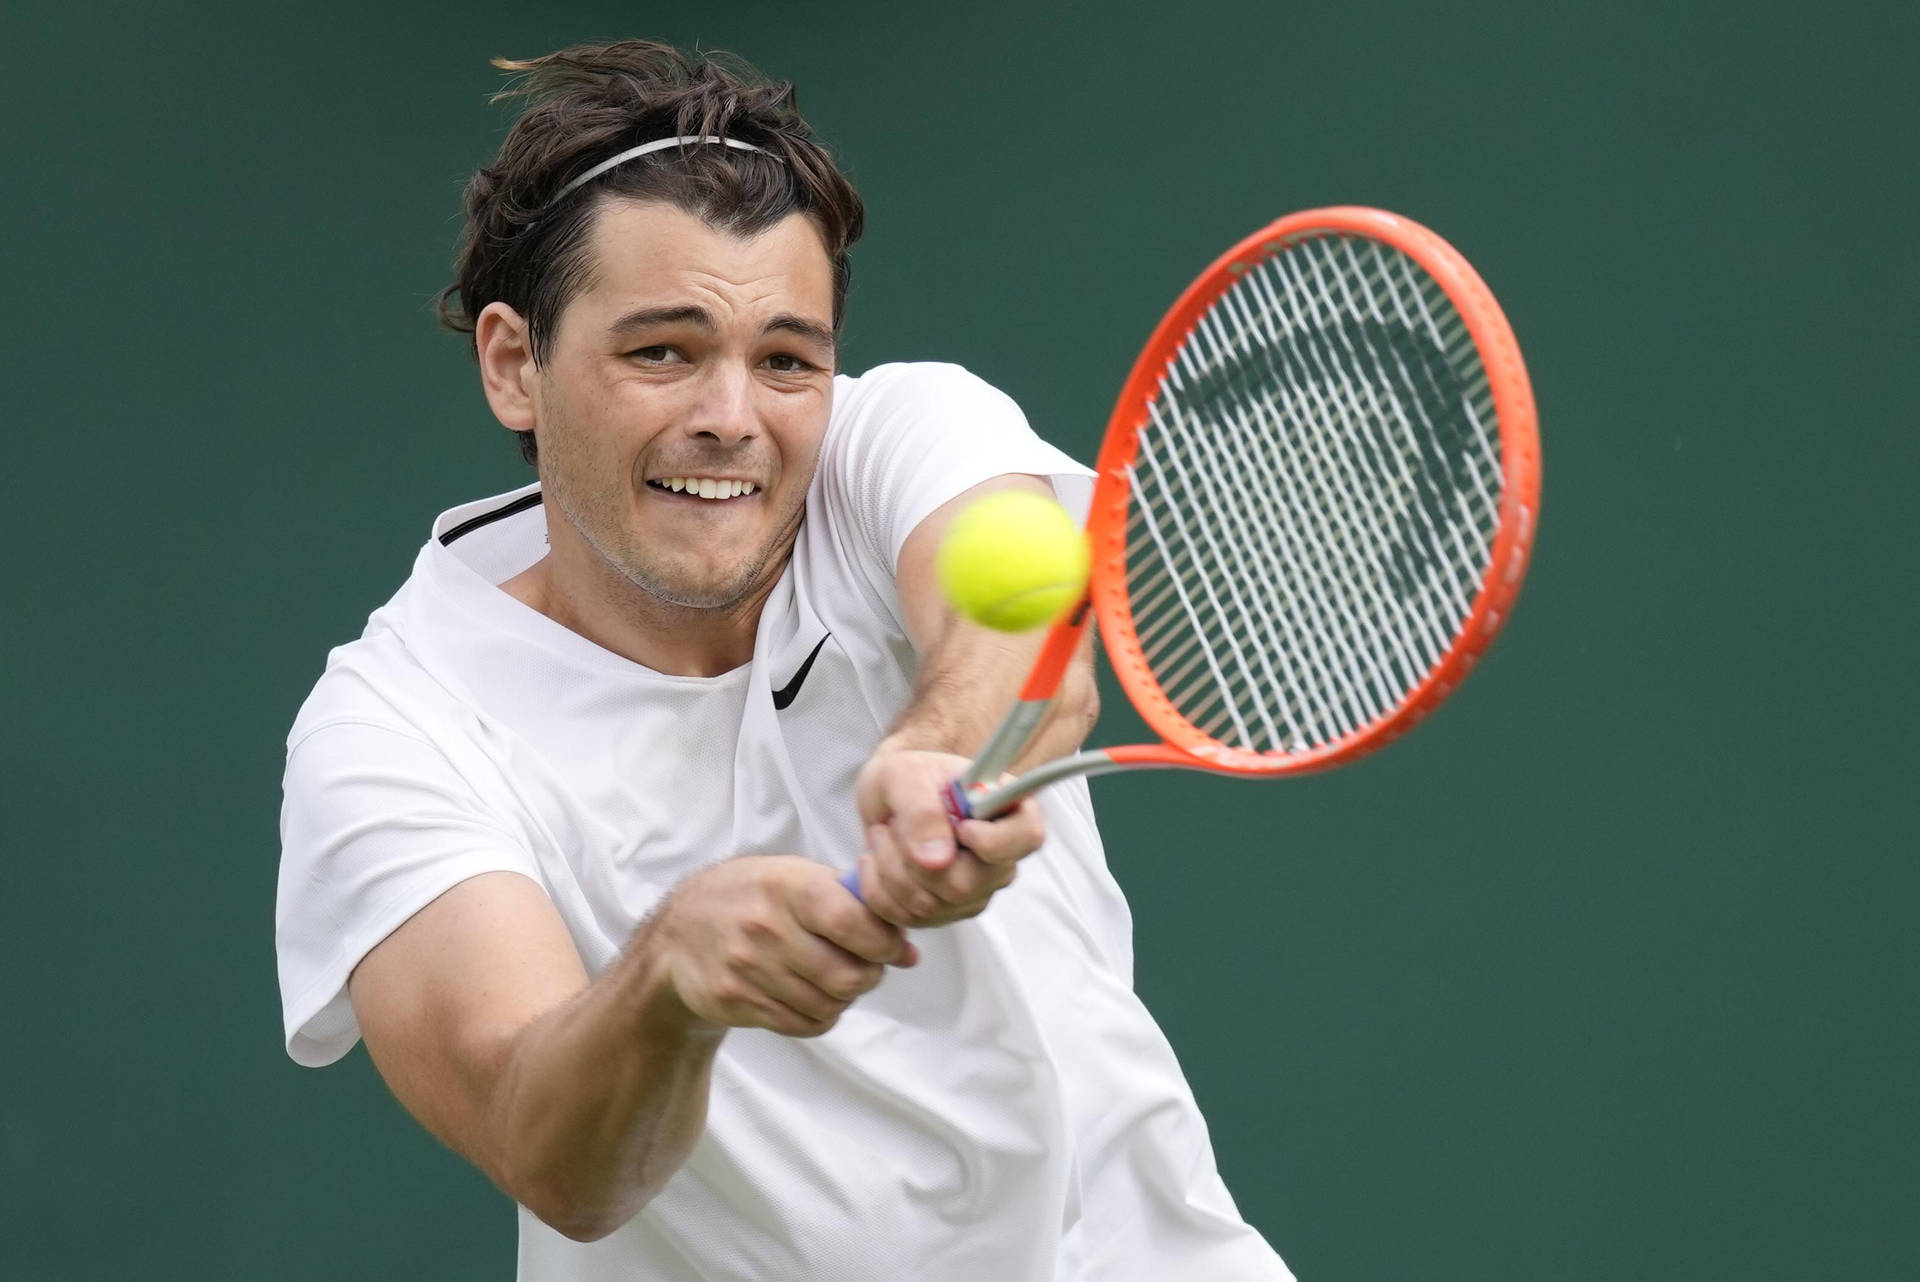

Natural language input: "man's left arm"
[852,473,1099,927]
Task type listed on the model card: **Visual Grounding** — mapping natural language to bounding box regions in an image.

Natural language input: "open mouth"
[647,477,759,501]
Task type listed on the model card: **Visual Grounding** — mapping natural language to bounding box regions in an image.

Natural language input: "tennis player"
[276,40,1292,1281]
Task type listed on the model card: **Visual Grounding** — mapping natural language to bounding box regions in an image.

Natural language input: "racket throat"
[966,747,1143,818]
[960,697,1056,789]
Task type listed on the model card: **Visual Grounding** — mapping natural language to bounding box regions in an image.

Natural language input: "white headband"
[547,135,767,208]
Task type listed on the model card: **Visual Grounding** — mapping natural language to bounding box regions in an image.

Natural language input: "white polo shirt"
[276,362,1291,1281]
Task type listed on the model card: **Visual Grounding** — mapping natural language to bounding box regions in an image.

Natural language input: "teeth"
[654,477,758,499]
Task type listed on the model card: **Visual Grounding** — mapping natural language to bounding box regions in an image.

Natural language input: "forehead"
[568,199,834,327]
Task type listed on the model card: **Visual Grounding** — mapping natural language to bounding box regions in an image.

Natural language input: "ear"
[475,301,538,438]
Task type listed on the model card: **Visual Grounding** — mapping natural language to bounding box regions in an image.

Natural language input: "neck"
[502,528,787,679]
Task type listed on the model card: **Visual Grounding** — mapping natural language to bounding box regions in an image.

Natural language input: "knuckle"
[881,889,927,925]
[868,889,913,930]
[805,892,848,933]
[882,864,923,902]
[934,871,978,905]
[971,840,1019,868]
[904,868,948,901]
[792,996,836,1025]
[846,929,890,964]
[832,970,876,1001]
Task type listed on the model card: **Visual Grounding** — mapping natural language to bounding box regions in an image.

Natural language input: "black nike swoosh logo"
[772,634,831,710]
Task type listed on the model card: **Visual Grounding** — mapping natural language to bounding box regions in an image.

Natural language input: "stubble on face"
[534,382,810,614]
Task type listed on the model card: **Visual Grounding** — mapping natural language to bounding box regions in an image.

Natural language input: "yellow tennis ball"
[937,491,1090,632]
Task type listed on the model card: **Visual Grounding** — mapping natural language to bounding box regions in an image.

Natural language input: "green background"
[6,1,1914,1278]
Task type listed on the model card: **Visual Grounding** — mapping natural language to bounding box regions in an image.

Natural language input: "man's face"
[530,200,837,612]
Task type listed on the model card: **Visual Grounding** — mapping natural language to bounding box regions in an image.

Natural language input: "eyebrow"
[607,304,836,354]
[764,313,838,354]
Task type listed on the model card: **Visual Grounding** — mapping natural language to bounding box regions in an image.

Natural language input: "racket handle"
[840,779,977,903]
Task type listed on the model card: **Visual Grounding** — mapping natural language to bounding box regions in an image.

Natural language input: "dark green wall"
[7,2,1914,1277]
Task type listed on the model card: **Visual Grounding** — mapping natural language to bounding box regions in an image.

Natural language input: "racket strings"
[1123,233,1504,755]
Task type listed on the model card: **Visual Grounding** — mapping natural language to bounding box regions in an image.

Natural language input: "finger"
[746,992,840,1039]
[953,796,1047,867]
[852,872,924,930]
[704,970,835,1037]
[918,847,1014,907]
[866,827,946,925]
[741,951,858,1025]
[882,778,959,872]
[847,851,911,928]
[870,828,1012,922]
[783,935,887,1006]
[873,814,996,907]
[958,852,1018,901]
[794,861,918,965]
[826,849,922,934]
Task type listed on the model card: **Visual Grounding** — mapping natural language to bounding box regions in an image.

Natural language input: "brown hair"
[436,41,866,463]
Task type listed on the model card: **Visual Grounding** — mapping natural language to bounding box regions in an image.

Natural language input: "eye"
[629,345,682,364]
[765,352,814,374]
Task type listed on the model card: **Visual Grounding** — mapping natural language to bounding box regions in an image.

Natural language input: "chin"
[634,558,764,610]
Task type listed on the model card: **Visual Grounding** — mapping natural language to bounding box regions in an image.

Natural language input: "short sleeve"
[276,718,543,1067]
[823,363,1094,575]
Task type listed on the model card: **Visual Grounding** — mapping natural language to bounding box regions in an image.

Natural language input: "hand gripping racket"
[843,207,1539,896]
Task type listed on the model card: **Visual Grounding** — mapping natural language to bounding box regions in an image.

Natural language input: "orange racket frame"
[980,208,1539,807]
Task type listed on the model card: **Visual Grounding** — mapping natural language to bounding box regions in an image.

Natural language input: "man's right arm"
[348,856,915,1242]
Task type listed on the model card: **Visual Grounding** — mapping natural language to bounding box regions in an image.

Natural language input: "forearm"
[885,622,1099,770]
[489,921,725,1241]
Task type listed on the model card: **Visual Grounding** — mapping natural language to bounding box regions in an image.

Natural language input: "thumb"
[891,792,957,871]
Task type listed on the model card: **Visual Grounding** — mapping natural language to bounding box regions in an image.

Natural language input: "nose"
[688,360,756,446]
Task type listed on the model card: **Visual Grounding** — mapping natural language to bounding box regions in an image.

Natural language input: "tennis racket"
[843,206,1538,896]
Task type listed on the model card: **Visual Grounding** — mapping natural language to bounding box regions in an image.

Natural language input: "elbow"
[545,1212,627,1246]
[521,1184,653,1244]
[1058,658,1101,749]
[506,1163,657,1244]
[1074,675,1101,744]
